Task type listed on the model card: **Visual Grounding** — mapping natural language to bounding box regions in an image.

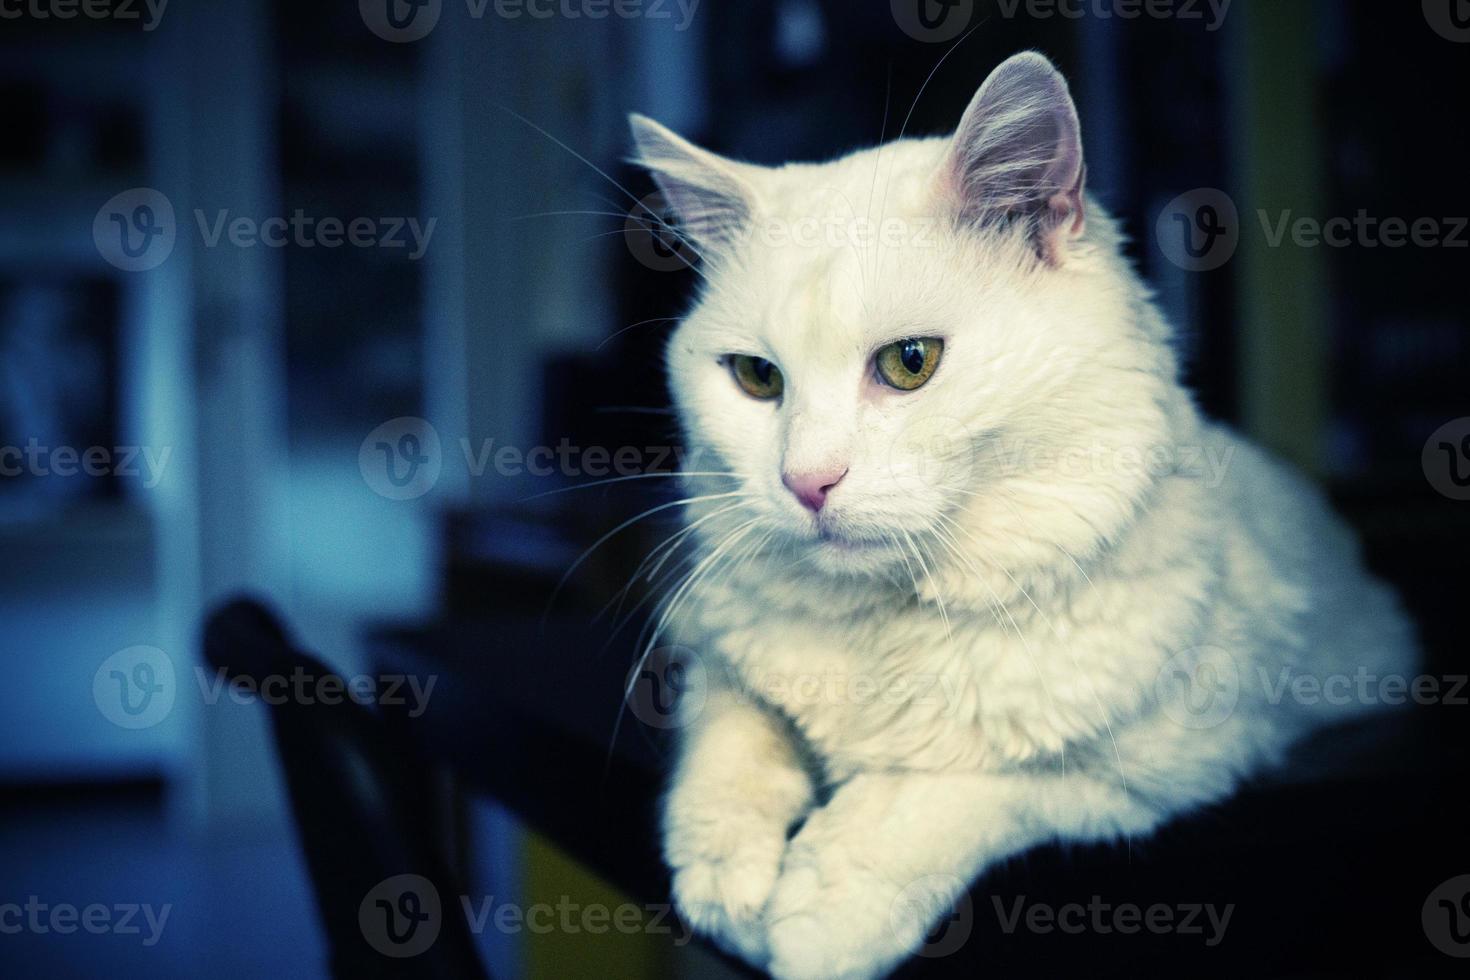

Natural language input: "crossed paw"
[671,833,946,980]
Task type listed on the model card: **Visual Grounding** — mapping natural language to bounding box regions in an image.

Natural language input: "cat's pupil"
[900,340,925,374]
[753,359,773,384]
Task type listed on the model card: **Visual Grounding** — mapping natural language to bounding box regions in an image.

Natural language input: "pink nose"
[782,467,848,513]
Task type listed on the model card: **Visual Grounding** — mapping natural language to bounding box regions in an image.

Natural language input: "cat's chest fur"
[706,610,983,779]
[685,550,1215,781]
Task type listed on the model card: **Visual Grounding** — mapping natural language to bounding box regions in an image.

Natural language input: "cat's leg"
[763,707,1270,979]
[665,686,816,965]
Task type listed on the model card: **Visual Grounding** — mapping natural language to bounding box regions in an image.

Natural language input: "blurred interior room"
[2,1,1467,977]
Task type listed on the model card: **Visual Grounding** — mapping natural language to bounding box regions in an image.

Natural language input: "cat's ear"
[941,52,1086,264]
[628,113,760,256]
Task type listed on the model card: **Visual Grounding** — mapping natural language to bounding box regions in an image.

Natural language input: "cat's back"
[1205,423,1419,693]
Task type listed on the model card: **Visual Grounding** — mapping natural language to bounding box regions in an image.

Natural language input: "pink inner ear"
[1048,162,1088,236]
[942,54,1088,263]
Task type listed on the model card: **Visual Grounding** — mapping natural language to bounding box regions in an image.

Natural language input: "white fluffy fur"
[630,52,1417,979]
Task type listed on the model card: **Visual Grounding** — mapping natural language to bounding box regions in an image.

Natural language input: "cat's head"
[631,52,1180,587]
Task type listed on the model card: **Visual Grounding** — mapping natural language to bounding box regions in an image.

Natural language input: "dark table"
[367,613,1470,978]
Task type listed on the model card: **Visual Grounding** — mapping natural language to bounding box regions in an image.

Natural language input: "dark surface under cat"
[349,612,1468,979]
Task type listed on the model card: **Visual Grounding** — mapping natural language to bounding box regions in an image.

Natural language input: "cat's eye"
[875,338,944,391]
[729,355,784,400]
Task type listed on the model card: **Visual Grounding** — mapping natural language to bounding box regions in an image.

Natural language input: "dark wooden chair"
[202,597,491,980]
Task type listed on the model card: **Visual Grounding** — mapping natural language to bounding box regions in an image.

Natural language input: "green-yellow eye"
[729,355,784,400]
[876,337,944,391]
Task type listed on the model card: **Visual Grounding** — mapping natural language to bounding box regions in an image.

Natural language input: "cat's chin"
[816,528,884,552]
[802,529,897,577]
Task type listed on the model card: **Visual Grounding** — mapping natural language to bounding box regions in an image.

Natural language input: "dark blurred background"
[1,1,1467,977]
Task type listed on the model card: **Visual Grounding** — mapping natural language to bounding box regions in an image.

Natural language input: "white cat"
[628,51,1416,979]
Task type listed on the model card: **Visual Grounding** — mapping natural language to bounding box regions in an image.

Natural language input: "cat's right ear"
[940,52,1087,265]
[628,114,760,256]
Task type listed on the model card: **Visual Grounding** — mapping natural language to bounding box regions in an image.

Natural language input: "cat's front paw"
[669,838,783,967]
[765,846,961,980]
[763,856,892,980]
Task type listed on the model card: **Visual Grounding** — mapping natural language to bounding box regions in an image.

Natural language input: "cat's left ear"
[941,51,1087,265]
[628,113,762,258]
